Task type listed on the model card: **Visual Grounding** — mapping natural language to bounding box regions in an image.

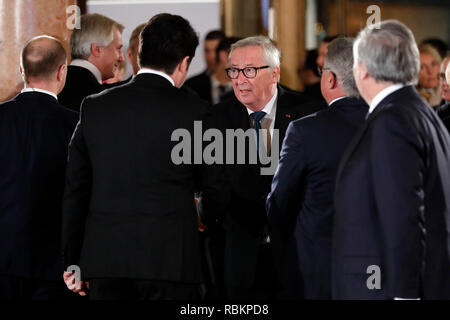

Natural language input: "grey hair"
[353,19,420,85]
[70,13,124,60]
[228,36,281,68]
[324,37,359,97]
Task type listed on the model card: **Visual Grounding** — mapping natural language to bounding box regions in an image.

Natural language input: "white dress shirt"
[329,96,346,106]
[70,59,103,84]
[137,68,175,87]
[21,87,58,100]
[246,88,278,141]
[369,84,405,114]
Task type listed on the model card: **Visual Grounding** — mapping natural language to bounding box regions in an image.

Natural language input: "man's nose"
[236,70,248,84]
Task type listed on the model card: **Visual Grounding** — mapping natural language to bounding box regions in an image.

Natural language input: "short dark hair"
[216,36,242,63]
[21,35,67,82]
[139,13,199,74]
[205,30,225,41]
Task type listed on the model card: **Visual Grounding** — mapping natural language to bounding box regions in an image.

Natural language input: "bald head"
[21,35,67,83]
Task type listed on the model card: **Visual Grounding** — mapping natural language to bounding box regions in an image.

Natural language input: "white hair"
[353,19,420,85]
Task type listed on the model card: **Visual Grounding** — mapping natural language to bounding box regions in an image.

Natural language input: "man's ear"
[57,63,67,82]
[91,43,102,58]
[329,71,338,89]
[272,66,281,83]
[19,66,25,81]
[355,61,369,81]
[179,56,190,73]
[127,47,133,64]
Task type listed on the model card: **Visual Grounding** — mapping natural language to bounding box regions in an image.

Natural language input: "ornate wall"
[0,0,76,101]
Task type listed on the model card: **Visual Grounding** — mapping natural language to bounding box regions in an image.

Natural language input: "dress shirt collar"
[246,88,278,121]
[70,59,103,84]
[369,83,405,114]
[329,96,346,107]
[21,87,58,100]
[137,68,175,87]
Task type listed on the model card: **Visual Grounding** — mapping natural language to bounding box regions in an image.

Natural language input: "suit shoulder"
[186,71,208,83]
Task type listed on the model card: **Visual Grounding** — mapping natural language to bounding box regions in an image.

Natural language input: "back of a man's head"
[139,13,199,75]
[325,37,359,97]
[21,35,67,83]
[70,13,124,60]
[354,19,420,85]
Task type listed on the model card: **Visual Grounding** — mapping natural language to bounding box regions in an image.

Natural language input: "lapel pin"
[285,114,291,118]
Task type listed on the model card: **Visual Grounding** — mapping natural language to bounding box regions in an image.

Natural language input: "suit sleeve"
[266,120,308,237]
[370,111,425,299]
[61,99,93,270]
[194,104,230,228]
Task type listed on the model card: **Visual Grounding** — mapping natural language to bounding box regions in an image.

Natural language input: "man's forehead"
[230,46,264,63]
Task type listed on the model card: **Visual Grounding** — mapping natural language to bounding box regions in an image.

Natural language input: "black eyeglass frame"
[225,65,270,79]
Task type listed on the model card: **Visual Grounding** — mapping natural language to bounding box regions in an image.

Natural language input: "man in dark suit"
[58,13,125,112]
[62,13,225,300]
[211,36,324,299]
[0,36,78,300]
[266,38,368,300]
[333,20,450,300]
[184,30,226,105]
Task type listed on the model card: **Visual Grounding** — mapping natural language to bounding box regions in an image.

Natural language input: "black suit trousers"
[88,278,202,300]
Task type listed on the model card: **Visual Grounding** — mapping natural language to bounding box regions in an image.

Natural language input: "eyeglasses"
[318,66,334,77]
[225,66,270,79]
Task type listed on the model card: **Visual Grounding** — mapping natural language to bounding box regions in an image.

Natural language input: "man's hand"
[63,271,89,296]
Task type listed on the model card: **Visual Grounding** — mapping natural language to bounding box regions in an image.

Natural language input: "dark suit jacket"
[266,97,368,299]
[184,70,213,105]
[58,65,105,112]
[0,92,78,281]
[437,102,450,133]
[62,73,225,284]
[334,85,450,299]
[212,86,325,288]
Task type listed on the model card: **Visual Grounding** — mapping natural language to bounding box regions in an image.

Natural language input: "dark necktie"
[250,111,266,154]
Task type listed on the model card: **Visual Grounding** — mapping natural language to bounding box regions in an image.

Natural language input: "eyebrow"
[230,64,257,67]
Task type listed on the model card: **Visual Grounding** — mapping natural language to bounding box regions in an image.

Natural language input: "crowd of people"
[1,11,450,301]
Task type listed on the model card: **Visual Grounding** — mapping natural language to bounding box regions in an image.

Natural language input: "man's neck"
[24,82,58,96]
[364,80,395,105]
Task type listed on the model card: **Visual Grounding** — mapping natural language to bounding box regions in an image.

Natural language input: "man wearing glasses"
[210,36,323,299]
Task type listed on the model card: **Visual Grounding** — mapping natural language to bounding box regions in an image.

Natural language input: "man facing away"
[58,13,125,112]
[266,38,368,299]
[333,20,450,300]
[0,35,78,300]
[62,13,225,300]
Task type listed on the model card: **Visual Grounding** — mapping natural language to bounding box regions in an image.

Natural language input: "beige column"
[272,0,306,91]
[0,0,76,101]
[221,0,263,37]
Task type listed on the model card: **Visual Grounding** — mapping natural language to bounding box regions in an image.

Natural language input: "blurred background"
[0,0,449,101]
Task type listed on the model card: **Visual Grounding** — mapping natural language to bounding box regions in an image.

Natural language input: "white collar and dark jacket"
[333,85,450,300]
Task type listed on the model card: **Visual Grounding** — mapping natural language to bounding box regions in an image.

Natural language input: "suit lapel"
[274,86,293,141]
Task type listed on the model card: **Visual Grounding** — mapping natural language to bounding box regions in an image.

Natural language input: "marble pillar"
[272,0,306,91]
[0,0,76,101]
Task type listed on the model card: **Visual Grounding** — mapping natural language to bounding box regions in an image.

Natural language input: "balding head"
[21,35,67,83]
